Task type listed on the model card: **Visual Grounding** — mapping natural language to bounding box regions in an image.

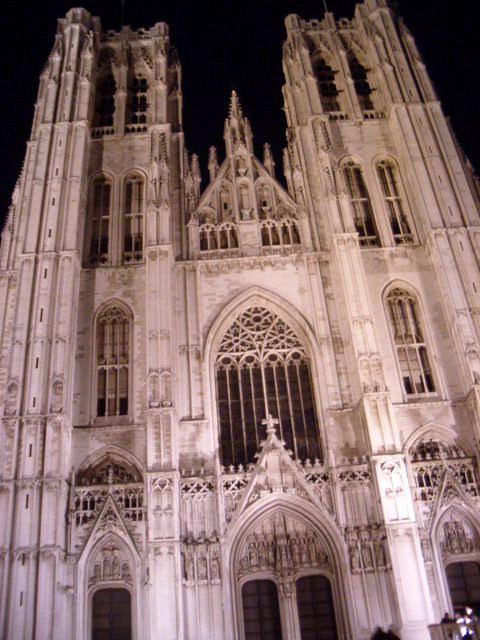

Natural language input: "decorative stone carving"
[345,525,390,574]
[50,379,63,413]
[440,516,478,557]
[89,540,132,585]
[181,540,222,586]
[237,514,331,579]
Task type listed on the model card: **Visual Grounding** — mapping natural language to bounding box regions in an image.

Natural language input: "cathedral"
[2,1,480,638]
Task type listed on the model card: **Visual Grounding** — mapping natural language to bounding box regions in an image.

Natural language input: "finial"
[262,414,279,436]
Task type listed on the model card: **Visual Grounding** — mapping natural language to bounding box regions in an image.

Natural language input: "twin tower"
[1,2,480,639]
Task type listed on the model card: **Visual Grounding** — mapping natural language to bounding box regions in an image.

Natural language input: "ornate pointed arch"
[434,507,480,561]
[227,494,354,640]
[403,423,473,458]
[76,453,143,487]
[205,289,325,468]
[74,446,144,485]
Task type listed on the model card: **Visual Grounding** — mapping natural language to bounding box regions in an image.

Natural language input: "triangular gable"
[427,470,475,533]
[78,493,142,556]
[194,154,298,225]
[192,91,298,227]
[226,419,332,531]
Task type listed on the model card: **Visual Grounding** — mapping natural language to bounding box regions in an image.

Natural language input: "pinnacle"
[228,90,243,120]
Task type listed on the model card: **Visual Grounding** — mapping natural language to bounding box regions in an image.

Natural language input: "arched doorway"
[92,587,132,640]
[242,579,282,640]
[446,562,480,618]
[296,575,338,640]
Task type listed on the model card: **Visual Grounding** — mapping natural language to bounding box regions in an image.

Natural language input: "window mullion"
[225,367,236,465]
[284,361,298,459]
[249,366,260,451]
[295,362,309,457]
[116,320,120,415]
[237,366,248,466]
[272,364,283,440]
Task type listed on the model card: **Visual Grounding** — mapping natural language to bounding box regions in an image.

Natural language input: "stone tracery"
[215,306,321,467]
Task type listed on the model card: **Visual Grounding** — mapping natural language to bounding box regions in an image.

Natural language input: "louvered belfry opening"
[215,307,321,467]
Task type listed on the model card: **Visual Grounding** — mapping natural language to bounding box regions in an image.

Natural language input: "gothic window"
[347,54,373,111]
[88,176,111,265]
[261,220,300,248]
[123,174,144,262]
[215,307,321,467]
[241,580,283,640]
[219,224,238,249]
[376,162,414,244]
[93,75,116,128]
[92,588,132,640]
[200,223,217,251]
[96,305,130,417]
[127,76,148,125]
[296,575,338,640]
[342,163,378,246]
[312,56,340,113]
[199,223,238,252]
[386,288,434,396]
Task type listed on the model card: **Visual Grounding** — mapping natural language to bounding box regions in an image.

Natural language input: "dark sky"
[1,0,479,225]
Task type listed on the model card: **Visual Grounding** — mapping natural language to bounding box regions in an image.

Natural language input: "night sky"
[1,0,479,226]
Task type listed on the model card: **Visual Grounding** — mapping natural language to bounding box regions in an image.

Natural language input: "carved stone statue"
[210,553,221,581]
[198,552,208,581]
[184,549,194,582]
[290,537,300,567]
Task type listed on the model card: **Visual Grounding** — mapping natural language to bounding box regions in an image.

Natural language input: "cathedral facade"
[1,1,480,638]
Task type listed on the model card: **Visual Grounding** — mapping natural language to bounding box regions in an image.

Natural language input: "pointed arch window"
[260,220,300,249]
[123,174,144,262]
[88,176,111,265]
[377,162,414,244]
[215,306,321,467]
[347,54,373,111]
[199,223,238,252]
[312,56,340,113]
[342,162,378,246]
[386,288,434,396]
[96,305,130,417]
[127,76,148,126]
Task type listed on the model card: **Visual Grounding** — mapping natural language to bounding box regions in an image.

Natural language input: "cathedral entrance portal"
[92,588,132,640]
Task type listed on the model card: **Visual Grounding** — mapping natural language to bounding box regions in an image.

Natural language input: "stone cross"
[262,414,279,436]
